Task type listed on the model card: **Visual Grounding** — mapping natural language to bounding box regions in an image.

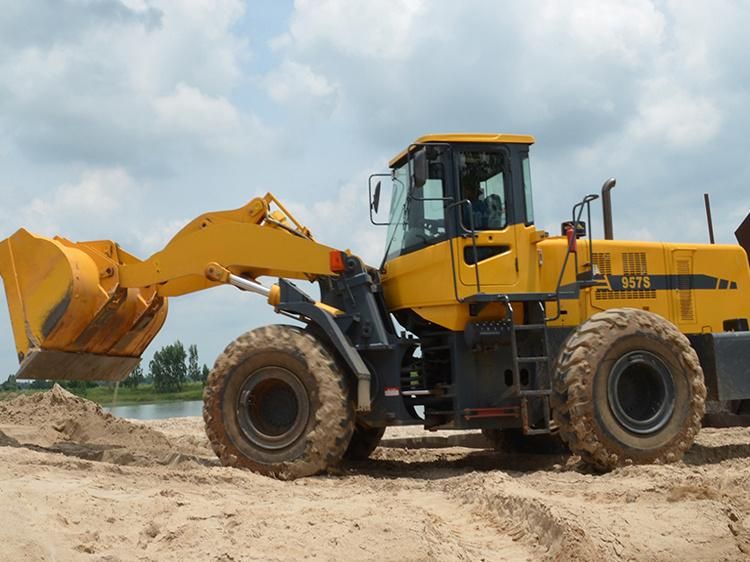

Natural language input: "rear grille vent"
[592,252,612,275]
[594,252,656,300]
[676,259,695,321]
[623,252,648,274]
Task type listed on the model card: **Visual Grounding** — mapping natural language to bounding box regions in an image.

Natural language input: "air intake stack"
[601,178,616,240]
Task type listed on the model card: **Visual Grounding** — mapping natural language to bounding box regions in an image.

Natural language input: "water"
[104,400,203,420]
[104,400,423,421]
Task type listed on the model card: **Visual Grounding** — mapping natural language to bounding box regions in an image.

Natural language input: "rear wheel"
[203,325,354,479]
[552,308,706,471]
[344,422,386,460]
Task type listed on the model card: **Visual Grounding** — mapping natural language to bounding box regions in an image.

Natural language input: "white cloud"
[286,0,428,61]
[150,82,266,155]
[534,0,665,65]
[154,83,240,132]
[0,0,256,169]
[263,60,338,107]
[269,32,291,52]
[628,80,722,148]
[134,217,190,256]
[284,164,388,266]
[20,168,140,238]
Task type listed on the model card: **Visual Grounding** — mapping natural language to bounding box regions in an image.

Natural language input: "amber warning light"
[329,251,346,273]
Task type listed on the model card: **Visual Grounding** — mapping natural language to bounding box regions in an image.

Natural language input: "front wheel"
[552,308,706,471]
[203,325,354,479]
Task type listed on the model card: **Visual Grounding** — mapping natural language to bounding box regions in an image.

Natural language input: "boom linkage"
[119,192,339,296]
[0,192,354,384]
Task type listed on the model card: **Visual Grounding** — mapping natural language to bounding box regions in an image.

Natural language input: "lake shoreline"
[0,382,205,407]
[105,399,205,420]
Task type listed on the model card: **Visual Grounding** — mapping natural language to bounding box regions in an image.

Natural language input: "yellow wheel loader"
[2,133,750,478]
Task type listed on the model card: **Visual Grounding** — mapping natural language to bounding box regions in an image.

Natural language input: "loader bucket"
[0,229,167,381]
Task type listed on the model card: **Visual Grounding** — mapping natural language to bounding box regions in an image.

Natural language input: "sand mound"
[0,428,20,447]
[0,414,749,560]
[0,385,213,467]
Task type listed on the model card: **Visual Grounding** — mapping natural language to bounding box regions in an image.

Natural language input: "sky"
[1,0,749,377]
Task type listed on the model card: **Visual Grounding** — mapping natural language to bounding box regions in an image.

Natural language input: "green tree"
[62,380,91,396]
[123,365,145,389]
[150,341,187,393]
[201,364,210,384]
[1,374,17,391]
[30,379,53,390]
[187,344,201,382]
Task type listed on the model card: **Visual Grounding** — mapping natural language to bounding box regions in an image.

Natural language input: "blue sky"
[1,0,749,377]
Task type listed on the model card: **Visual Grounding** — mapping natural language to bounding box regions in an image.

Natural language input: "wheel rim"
[236,366,310,450]
[607,351,676,435]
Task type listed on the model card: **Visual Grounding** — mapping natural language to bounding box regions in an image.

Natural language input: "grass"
[0,382,205,406]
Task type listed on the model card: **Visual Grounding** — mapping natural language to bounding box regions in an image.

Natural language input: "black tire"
[552,308,706,471]
[482,428,568,454]
[344,422,386,460]
[731,400,750,415]
[203,325,354,479]
[482,428,503,451]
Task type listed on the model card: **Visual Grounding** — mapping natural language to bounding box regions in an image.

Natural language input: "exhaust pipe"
[601,178,616,240]
[703,193,715,244]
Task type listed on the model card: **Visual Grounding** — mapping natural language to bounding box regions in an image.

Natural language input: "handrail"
[546,193,599,322]
[446,199,481,301]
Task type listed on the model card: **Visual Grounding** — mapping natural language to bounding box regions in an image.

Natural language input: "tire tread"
[203,325,354,479]
[551,308,706,470]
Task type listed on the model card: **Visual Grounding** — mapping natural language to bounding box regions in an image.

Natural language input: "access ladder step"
[463,407,520,420]
[519,389,552,397]
[524,427,553,436]
[514,323,548,331]
[517,356,549,363]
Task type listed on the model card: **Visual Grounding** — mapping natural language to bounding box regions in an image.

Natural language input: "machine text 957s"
[620,275,652,289]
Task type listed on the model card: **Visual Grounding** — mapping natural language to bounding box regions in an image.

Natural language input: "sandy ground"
[0,386,749,561]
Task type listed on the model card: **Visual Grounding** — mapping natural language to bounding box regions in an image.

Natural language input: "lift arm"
[118,193,338,296]
[0,193,347,381]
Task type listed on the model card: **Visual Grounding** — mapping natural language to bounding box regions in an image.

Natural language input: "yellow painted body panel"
[382,223,542,329]
[388,133,535,167]
[382,224,750,333]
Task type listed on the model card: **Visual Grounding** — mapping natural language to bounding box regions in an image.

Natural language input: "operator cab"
[373,134,537,266]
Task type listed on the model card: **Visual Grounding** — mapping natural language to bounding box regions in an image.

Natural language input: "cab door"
[455,149,518,291]
[456,228,518,290]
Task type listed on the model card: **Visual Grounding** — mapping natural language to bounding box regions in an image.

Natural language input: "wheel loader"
[2,133,750,478]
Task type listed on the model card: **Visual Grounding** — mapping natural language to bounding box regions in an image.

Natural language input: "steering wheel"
[423,219,443,237]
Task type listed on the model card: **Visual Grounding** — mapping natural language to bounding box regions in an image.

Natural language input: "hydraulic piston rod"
[228,274,271,297]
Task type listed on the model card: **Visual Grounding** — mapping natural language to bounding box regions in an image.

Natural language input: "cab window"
[384,153,447,260]
[522,154,535,225]
[459,151,507,231]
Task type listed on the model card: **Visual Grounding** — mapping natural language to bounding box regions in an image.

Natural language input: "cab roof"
[388,133,536,168]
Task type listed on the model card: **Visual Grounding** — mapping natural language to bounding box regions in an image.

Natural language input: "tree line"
[1,340,210,394]
[126,341,210,392]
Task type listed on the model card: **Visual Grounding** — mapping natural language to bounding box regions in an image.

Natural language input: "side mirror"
[561,220,586,238]
[368,173,391,226]
[411,149,427,190]
[371,181,381,214]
